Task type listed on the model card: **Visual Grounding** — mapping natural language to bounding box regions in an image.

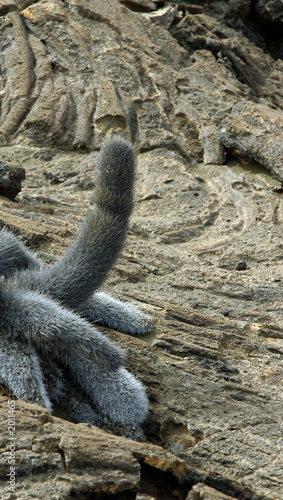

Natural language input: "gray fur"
[66,359,148,425]
[0,335,52,412]
[14,138,136,308]
[77,292,153,335]
[0,137,151,426]
[0,228,41,277]
[58,389,101,425]
[0,239,153,335]
[0,285,125,369]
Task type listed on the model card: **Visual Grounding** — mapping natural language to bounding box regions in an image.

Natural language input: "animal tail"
[23,137,135,308]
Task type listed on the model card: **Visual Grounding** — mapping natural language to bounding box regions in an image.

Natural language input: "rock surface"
[0,1,282,499]
[0,161,25,200]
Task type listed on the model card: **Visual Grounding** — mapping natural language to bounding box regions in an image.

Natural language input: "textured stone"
[187,483,236,500]
[142,6,176,29]
[217,100,283,182]
[199,125,226,165]
[0,399,188,499]
[256,0,283,22]
[171,13,273,94]
[0,161,25,200]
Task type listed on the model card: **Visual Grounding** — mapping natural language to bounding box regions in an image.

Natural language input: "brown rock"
[142,6,176,29]
[217,100,283,182]
[171,13,273,94]
[187,483,236,500]
[119,0,157,11]
[199,125,226,165]
[261,58,283,109]
[256,0,283,23]
[0,398,188,498]
[0,161,25,200]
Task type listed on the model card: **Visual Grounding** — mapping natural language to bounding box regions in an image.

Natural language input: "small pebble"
[235,261,247,271]
[0,161,26,200]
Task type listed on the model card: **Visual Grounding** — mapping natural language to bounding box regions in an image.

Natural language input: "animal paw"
[92,367,149,425]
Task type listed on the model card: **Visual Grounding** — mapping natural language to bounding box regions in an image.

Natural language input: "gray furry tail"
[0,228,41,277]
[66,358,149,426]
[19,137,135,309]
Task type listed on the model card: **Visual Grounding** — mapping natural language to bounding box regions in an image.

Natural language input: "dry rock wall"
[0,1,282,499]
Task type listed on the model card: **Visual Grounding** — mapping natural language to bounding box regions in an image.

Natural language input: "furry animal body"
[0,137,152,426]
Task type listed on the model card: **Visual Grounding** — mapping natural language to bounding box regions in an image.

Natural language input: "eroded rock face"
[0,399,188,498]
[256,0,283,23]
[0,1,282,499]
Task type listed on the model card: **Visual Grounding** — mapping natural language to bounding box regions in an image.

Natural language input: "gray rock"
[234,261,247,271]
[199,125,226,165]
[171,13,273,94]
[0,161,25,200]
[187,483,236,499]
[256,0,283,22]
[142,6,177,29]
[217,100,283,182]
